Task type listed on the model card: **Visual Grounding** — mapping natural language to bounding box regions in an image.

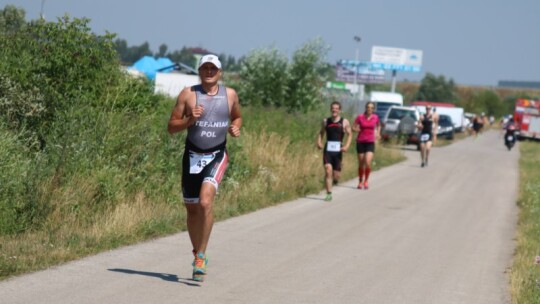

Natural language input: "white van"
[364,91,404,119]
[413,105,466,132]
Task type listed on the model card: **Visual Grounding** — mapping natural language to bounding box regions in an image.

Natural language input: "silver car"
[381,106,421,149]
[382,106,420,135]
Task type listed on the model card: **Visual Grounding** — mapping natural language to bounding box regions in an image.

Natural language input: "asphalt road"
[0,130,519,304]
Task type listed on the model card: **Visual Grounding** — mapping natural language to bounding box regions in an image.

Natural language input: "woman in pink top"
[352,102,381,189]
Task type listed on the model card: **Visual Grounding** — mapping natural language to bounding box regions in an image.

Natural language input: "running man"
[168,54,242,281]
[472,114,483,138]
[352,101,381,190]
[316,101,352,201]
[417,104,438,167]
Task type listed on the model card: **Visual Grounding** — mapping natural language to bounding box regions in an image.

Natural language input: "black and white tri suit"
[323,117,345,171]
[182,85,230,204]
[420,113,434,143]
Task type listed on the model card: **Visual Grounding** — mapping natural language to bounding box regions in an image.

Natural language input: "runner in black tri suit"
[417,104,438,167]
[317,101,352,201]
[168,54,242,281]
[472,114,484,138]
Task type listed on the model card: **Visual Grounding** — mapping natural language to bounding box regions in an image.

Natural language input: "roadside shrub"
[0,16,122,145]
[0,73,46,149]
[0,125,50,234]
[237,46,289,107]
[287,37,330,111]
[0,14,169,235]
[237,37,331,112]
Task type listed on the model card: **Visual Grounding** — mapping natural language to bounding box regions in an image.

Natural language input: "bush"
[0,125,50,234]
[0,14,170,234]
[287,37,330,111]
[236,37,331,112]
[0,73,47,149]
[0,16,122,145]
[237,46,289,107]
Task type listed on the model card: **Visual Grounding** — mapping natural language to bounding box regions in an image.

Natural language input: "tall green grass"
[0,123,46,234]
[0,101,404,280]
[511,141,540,303]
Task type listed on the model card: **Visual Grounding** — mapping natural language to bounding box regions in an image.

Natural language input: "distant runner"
[472,114,484,138]
[317,101,352,201]
[417,104,438,167]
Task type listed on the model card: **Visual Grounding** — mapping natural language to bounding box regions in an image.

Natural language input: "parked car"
[437,114,455,140]
[381,106,421,148]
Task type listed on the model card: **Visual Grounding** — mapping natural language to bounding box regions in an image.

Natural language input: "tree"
[237,37,331,112]
[113,39,152,64]
[0,4,26,34]
[113,38,129,63]
[237,46,289,107]
[167,47,196,69]
[467,90,504,117]
[129,41,153,63]
[156,43,168,58]
[223,54,239,72]
[416,73,458,103]
[287,37,330,111]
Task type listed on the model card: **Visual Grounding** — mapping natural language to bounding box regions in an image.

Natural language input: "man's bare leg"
[324,164,333,201]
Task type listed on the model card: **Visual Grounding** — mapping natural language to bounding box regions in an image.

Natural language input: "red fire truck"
[514,98,540,140]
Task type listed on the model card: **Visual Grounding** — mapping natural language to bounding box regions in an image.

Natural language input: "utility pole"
[40,0,46,20]
[391,70,397,92]
[353,36,365,107]
[353,36,361,91]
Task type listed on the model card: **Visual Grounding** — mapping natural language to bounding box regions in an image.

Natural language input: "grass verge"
[510,140,540,303]
[0,105,404,280]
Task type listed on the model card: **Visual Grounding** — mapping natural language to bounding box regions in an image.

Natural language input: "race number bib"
[189,151,216,174]
[420,134,430,142]
[327,141,341,152]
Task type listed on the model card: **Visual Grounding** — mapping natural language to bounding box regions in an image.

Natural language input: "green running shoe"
[324,193,332,201]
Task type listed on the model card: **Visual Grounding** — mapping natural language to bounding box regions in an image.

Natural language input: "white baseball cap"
[198,54,222,69]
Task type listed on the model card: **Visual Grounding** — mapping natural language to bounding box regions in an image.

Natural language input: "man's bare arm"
[228,88,242,137]
[316,119,327,149]
[342,119,353,151]
[167,88,201,135]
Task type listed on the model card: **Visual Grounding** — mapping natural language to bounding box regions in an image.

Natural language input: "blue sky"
[4,0,540,86]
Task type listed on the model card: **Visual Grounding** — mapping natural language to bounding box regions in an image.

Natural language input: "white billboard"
[371,46,423,72]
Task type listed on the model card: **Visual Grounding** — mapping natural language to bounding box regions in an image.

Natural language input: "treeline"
[113,39,243,72]
[398,73,540,118]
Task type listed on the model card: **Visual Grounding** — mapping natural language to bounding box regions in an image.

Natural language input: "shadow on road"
[108,268,201,287]
[305,196,326,202]
[333,184,359,190]
[381,144,419,152]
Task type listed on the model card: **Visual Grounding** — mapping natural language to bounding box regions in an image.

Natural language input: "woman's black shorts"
[356,142,375,154]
